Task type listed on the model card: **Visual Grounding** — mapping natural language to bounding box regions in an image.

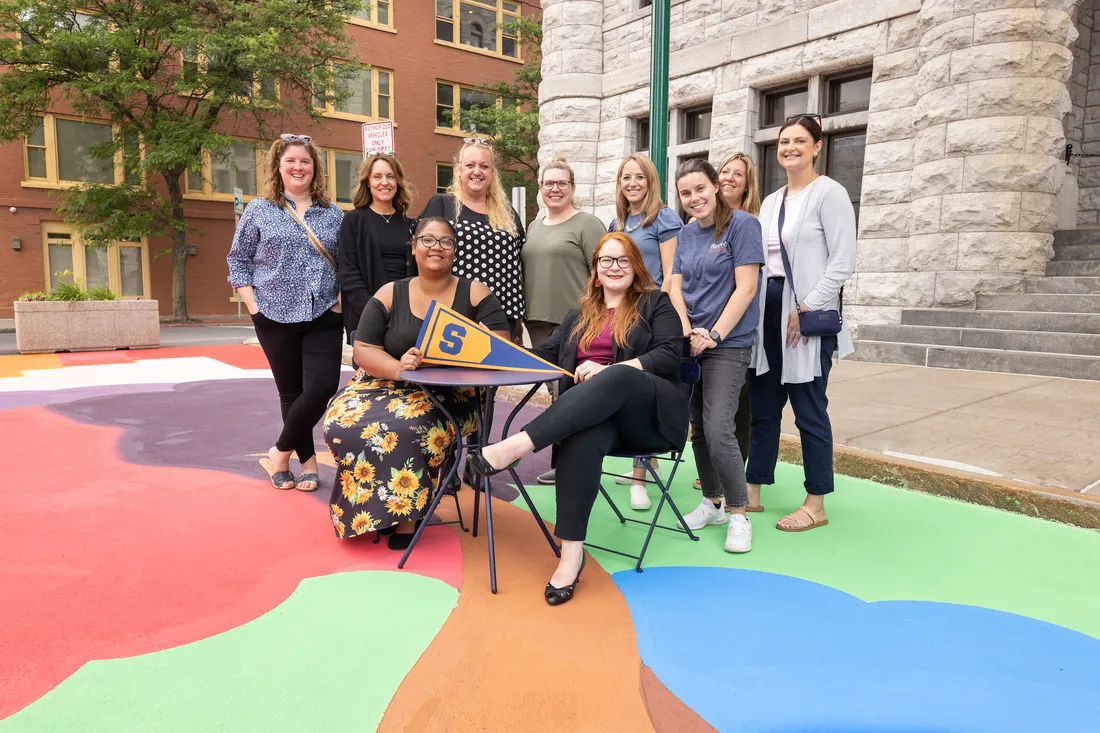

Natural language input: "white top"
[765,180,816,278]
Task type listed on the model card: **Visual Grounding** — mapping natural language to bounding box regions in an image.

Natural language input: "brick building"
[538,0,1100,379]
[1,0,539,320]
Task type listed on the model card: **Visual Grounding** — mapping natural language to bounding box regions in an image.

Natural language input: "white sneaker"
[616,461,661,485]
[725,514,753,553]
[629,484,651,510]
[679,498,727,530]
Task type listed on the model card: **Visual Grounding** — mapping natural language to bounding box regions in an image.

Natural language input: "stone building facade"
[538,0,1092,329]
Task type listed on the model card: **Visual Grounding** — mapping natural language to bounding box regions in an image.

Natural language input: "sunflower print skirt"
[322,373,480,539]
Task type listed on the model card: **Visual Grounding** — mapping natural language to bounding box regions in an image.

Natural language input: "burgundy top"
[576,309,616,365]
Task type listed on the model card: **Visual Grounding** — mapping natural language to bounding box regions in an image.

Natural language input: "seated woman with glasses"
[467,232,688,607]
[322,217,510,550]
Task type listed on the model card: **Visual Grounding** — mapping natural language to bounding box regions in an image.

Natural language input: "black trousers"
[252,309,344,464]
[524,365,671,541]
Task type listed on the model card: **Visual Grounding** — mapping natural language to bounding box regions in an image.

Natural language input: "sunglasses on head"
[280,133,313,144]
[463,137,492,148]
[784,113,823,126]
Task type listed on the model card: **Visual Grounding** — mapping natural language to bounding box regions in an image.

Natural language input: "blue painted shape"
[613,566,1100,733]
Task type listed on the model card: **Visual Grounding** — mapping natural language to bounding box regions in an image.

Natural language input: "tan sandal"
[776,505,828,532]
[746,504,765,513]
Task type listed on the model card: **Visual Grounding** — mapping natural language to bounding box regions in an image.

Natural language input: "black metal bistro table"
[396,367,562,593]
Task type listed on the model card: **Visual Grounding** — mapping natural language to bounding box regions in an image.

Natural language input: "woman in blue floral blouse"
[227,134,344,493]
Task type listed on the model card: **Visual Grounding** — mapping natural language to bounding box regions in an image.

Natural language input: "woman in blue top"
[669,158,764,554]
[227,134,344,493]
[610,153,682,504]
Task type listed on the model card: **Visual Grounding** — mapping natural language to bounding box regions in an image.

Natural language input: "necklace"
[371,206,396,224]
[624,213,642,233]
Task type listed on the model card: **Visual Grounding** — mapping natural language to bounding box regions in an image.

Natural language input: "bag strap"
[776,191,844,316]
[285,203,337,271]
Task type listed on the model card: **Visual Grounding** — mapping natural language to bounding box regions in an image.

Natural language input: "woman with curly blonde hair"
[419,138,526,344]
[227,133,344,493]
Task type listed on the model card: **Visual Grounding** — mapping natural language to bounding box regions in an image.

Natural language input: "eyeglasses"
[540,180,572,190]
[280,133,313,144]
[597,256,631,270]
[463,137,492,148]
[784,113,823,126]
[364,149,395,157]
[415,235,455,250]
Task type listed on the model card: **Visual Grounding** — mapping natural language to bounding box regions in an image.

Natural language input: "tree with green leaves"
[0,0,360,320]
[455,15,541,219]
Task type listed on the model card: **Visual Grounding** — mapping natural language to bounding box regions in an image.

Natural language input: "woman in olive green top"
[523,158,608,484]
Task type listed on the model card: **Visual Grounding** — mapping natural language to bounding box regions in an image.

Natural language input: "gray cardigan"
[751,176,857,384]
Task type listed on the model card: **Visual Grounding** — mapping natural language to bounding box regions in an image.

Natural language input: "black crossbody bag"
[777,195,843,337]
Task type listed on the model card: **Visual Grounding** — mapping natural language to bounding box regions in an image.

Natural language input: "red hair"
[569,232,657,351]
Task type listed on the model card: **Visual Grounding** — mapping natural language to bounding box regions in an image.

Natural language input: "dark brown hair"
[674,158,733,242]
[778,115,824,164]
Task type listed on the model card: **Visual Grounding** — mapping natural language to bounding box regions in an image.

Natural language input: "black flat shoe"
[544,554,587,606]
[466,449,520,478]
[387,520,422,551]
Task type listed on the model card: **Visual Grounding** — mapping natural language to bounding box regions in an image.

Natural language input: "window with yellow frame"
[23,114,141,189]
[40,222,151,300]
[435,0,520,59]
[180,46,278,102]
[185,140,264,201]
[348,0,393,29]
[435,80,502,134]
[315,64,393,122]
[319,148,366,208]
[436,162,453,193]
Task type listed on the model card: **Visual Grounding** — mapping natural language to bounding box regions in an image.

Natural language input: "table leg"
[398,386,463,571]
[482,387,498,593]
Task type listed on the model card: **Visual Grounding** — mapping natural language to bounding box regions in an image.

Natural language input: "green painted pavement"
[1,572,458,733]
[516,456,1100,640]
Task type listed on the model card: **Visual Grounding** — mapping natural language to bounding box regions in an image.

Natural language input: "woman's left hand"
[398,347,422,372]
[786,307,808,348]
[689,327,716,357]
[574,360,606,383]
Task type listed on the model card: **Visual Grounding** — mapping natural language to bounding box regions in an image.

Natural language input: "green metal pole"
[649,0,670,193]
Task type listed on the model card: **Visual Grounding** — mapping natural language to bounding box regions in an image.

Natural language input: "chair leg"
[451,490,468,532]
[598,483,627,525]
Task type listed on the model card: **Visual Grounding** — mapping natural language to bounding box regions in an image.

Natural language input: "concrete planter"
[14,300,160,354]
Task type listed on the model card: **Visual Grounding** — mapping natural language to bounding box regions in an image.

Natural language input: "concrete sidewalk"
[791,360,1100,496]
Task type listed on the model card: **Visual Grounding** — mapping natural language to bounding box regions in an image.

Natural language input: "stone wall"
[539,0,1084,328]
[1074,0,1100,225]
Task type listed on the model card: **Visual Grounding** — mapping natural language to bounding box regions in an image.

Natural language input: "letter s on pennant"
[439,323,466,355]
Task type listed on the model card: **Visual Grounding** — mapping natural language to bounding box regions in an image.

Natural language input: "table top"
[399,367,562,387]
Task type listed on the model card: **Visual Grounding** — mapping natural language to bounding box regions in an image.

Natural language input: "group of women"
[227,113,856,606]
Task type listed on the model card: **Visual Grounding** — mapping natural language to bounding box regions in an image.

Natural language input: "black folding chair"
[589,339,701,571]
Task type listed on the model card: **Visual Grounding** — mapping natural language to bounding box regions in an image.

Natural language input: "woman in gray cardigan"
[746,115,856,532]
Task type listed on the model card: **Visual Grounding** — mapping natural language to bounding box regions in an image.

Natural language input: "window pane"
[826,132,866,225]
[55,118,114,183]
[636,118,649,152]
[460,87,497,112]
[27,148,47,178]
[377,71,390,96]
[187,167,203,193]
[378,96,390,119]
[828,74,872,115]
[683,107,712,143]
[502,36,517,57]
[123,132,141,185]
[436,0,453,19]
[47,241,74,290]
[436,163,453,193]
[211,142,257,195]
[436,18,453,41]
[259,76,277,101]
[760,143,784,198]
[460,3,497,52]
[436,82,453,106]
[27,116,45,146]
[314,82,326,109]
[85,246,110,290]
[119,246,144,297]
[437,105,453,128]
[351,1,372,21]
[763,87,808,128]
[336,65,371,117]
[503,2,519,12]
[335,152,360,204]
[377,1,390,24]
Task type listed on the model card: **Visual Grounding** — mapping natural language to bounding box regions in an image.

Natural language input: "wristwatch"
[708,329,722,342]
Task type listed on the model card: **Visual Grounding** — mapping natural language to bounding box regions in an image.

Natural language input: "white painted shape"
[0,357,271,392]
[882,450,1003,478]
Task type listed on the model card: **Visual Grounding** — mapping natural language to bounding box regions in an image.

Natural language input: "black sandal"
[387,520,422,551]
[466,449,520,478]
[544,554,587,606]
[259,457,295,490]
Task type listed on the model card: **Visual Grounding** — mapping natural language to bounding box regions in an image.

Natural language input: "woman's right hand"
[398,347,422,372]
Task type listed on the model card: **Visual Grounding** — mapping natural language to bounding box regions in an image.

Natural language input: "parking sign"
[362,120,395,156]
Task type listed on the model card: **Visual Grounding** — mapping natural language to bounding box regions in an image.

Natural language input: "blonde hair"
[569,232,657,351]
[353,153,417,215]
[716,152,762,216]
[446,140,518,237]
[540,157,575,186]
[263,138,331,208]
[614,153,664,232]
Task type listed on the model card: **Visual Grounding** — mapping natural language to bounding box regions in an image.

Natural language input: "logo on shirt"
[708,241,729,254]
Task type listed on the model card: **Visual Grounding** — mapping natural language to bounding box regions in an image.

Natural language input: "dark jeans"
[251,309,344,464]
[734,382,750,464]
[746,278,837,495]
[691,346,751,508]
[524,366,671,541]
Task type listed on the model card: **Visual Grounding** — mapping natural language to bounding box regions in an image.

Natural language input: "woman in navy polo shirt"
[668,158,764,553]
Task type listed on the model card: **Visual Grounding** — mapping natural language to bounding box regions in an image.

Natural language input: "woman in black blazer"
[338,153,417,340]
[468,232,688,606]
